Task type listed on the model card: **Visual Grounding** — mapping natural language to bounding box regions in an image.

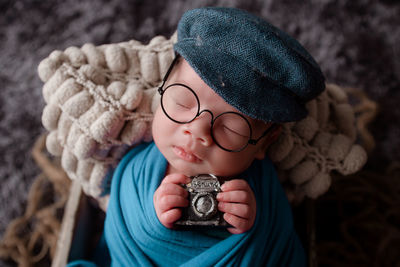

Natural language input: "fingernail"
[221,184,226,191]
[216,193,222,200]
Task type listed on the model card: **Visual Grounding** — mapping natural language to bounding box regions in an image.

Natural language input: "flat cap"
[174,7,325,123]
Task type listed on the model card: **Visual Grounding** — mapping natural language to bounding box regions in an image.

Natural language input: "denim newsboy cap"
[174,7,325,123]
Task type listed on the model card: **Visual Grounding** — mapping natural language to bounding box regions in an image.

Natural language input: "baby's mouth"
[173,146,201,163]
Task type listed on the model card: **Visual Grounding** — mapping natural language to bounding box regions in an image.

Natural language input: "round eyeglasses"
[157,55,276,152]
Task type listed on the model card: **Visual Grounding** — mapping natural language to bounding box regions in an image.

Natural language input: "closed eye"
[175,102,191,110]
[223,125,248,138]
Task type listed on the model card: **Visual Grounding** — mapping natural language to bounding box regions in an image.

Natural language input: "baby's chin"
[168,163,239,178]
[167,162,211,177]
[170,166,205,177]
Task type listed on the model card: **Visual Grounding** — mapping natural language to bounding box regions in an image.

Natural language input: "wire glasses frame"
[157,54,276,152]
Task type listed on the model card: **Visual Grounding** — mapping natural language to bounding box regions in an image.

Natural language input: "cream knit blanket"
[38,33,367,209]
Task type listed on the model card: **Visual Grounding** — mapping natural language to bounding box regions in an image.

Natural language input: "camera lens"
[192,192,217,219]
[195,196,213,213]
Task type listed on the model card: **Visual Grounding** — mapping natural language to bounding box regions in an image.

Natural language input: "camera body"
[175,174,229,227]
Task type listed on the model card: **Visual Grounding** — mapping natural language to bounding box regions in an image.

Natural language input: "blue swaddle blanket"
[69,142,305,266]
[104,142,305,266]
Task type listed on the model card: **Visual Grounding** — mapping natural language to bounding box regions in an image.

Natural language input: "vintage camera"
[175,174,229,228]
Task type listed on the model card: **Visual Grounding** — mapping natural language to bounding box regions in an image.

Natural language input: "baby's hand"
[153,174,191,228]
[217,179,256,234]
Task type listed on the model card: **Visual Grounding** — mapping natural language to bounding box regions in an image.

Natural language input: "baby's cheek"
[209,153,254,177]
[152,109,173,143]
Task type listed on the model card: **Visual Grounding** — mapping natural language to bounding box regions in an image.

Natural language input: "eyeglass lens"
[161,84,251,151]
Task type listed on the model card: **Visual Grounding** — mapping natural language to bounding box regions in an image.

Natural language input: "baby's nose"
[183,111,213,146]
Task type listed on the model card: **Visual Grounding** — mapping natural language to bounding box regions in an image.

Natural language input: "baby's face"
[152,58,272,177]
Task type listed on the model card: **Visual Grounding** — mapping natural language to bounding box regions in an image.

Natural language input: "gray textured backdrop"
[1,0,399,266]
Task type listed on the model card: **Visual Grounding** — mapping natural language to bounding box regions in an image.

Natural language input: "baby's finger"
[157,183,188,198]
[217,190,250,203]
[160,209,182,228]
[227,227,245,235]
[221,179,251,192]
[162,173,191,185]
[218,202,252,219]
[158,195,188,212]
[223,213,251,234]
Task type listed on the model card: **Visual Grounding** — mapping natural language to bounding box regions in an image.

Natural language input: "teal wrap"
[103,142,305,266]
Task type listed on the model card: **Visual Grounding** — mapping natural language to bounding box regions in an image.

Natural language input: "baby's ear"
[254,124,282,160]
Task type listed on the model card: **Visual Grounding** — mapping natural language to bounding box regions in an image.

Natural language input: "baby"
[152,54,282,234]
[70,7,325,267]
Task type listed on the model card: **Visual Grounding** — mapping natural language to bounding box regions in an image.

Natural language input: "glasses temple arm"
[248,123,277,145]
[158,53,180,94]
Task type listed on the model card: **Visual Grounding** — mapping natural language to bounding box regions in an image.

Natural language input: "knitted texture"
[38,34,366,207]
[38,34,176,207]
[268,83,368,203]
